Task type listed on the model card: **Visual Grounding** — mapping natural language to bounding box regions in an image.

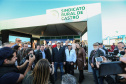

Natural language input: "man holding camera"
[113,42,125,56]
[0,47,35,84]
[17,43,28,65]
[89,43,104,84]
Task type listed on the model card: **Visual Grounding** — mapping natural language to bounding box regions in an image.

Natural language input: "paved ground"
[54,70,95,84]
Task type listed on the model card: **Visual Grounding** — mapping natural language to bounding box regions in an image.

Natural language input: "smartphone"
[99,61,126,77]
[95,57,103,62]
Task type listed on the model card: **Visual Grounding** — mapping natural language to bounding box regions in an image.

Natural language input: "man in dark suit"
[35,45,46,63]
[46,43,53,64]
[35,44,55,84]
[52,41,66,81]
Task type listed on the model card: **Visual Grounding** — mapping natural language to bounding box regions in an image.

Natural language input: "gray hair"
[62,74,77,84]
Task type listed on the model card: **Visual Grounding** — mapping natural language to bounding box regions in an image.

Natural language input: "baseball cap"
[93,43,99,46]
[48,43,52,46]
[98,43,103,45]
[0,47,15,66]
[57,41,61,44]
[68,43,72,46]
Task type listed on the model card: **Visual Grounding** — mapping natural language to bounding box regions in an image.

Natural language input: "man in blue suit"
[52,41,66,81]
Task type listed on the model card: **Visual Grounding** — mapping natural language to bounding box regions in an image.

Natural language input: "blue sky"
[0,0,126,38]
[9,35,30,42]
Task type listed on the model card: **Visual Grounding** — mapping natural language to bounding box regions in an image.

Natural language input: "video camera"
[106,54,120,61]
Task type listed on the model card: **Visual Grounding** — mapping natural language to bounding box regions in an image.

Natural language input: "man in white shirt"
[65,43,76,75]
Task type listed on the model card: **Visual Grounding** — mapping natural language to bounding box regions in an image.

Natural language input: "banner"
[47,4,87,24]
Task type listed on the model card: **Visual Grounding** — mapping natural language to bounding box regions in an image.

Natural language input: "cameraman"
[96,56,116,84]
[119,56,126,78]
[89,43,104,84]
[0,47,35,84]
[116,56,126,84]
[113,42,125,56]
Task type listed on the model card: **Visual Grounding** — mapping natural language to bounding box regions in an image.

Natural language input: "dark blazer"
[46,48,53,63]
[52,47,66,62]
[102,47,108,55]
[35,49,46,63]
[89,48,104,68]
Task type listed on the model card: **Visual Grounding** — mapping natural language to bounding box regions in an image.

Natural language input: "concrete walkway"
[54,70,95,84]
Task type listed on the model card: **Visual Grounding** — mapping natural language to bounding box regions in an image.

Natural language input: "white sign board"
[47,5,88,24]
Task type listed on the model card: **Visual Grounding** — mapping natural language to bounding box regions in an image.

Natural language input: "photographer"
[22,59,54,84]
[0,47,35,84]
[111,42,125,83]
[113,42,125,56]
[89,43,104,84]
[97,54,126,84]
[19,48,36,74]
[117,57,126,84]
[17,43,28,65]
[96,56,116,84]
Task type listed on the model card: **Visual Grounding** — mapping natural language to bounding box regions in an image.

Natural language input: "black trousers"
[50,74,55,84]
[64,64,67,74]
[79,70,84,83]
[66,62,74,75]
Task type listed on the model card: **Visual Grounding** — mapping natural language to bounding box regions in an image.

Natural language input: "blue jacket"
[52,47,66,62]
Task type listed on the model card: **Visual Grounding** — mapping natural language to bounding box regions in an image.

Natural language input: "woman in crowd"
[76,43,86,84]
[22,59,52,84]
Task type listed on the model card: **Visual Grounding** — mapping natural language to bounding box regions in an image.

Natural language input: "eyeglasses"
[18,40,21,42]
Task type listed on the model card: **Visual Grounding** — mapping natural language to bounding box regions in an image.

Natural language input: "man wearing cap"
[98,43,107,56]
[0,47,35,84]
[65,43,76,75]
[52,41,66,81]
[89,43,104,84]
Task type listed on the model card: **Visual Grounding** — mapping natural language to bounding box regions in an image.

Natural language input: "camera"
[25,53,33,60]
[99,61,126,77]
[95,57,103,62]
[49,64,54,75]
[106,54,120,61]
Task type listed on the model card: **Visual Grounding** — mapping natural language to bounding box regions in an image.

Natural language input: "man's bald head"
[15,38,21,44]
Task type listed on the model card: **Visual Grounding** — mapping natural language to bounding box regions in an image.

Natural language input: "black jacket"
[35,49,46,63]
[52,47,66,62]
[89,49,104,68]
[102,47,108,55]
[46,48,53,63]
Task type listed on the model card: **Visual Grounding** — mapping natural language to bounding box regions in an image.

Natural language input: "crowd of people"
[0,37,126,84]
[0,38,87,84]
[90,42,126,84]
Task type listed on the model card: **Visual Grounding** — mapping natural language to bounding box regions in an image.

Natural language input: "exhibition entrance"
[0,3,102,72]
